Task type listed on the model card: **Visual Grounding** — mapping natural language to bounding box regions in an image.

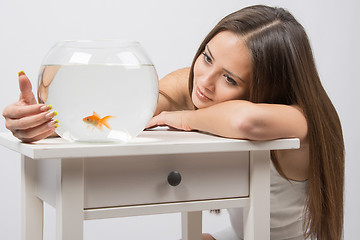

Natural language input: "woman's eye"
[202,52,212,64]
[224,74,237,86]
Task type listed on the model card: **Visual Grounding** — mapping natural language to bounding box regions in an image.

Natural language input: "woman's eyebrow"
[206,45,215,60]
[206,45,245,83]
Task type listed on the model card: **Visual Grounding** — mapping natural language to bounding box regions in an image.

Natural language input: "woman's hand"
[146,110,193,131]
[2,72,58,142]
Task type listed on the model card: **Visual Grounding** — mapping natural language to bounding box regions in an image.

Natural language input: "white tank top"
[227,161,309,240]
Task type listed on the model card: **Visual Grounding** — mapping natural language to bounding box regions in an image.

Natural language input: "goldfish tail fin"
[101,116,115,130]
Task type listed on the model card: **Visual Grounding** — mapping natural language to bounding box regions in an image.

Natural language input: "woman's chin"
[192,98,211,109]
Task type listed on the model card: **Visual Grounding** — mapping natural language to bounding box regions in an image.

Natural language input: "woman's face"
[192,31,253,109]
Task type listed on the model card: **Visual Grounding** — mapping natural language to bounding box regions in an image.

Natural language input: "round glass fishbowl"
[38,40,159,142]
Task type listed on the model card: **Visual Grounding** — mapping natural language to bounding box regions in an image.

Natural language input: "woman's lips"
[196,87,212,102]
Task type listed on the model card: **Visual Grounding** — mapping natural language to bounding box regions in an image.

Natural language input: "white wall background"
[0,0,359,239]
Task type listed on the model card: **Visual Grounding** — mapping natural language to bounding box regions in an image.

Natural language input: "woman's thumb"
[18,71,37,105]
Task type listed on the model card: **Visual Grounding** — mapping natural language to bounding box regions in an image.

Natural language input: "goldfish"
[83,112,115,130]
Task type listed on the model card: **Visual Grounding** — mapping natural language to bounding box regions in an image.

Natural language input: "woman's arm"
[148,100,308,142]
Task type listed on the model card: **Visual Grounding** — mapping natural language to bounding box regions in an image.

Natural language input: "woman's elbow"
[231,114,260,140]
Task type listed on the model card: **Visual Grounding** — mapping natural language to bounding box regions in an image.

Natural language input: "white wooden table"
[0,129,299,240]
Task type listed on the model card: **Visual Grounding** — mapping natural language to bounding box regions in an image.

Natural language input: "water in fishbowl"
[38,64,158,142]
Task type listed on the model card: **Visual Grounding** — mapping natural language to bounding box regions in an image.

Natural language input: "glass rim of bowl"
[54,39,141,49]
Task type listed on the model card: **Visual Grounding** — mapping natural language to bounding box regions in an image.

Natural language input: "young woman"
[3,5,344,240]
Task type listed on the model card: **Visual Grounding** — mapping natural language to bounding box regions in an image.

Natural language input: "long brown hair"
[189,5,345,240]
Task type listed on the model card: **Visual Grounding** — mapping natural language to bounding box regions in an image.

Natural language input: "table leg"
[243,150,270,240]
[21,155,44,240]
[181,211,202,240]
[55,158,84,240]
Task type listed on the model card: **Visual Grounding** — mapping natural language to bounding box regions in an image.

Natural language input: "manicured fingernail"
[48,119,59,128]
[40,105,53,111]
[45,111,57,119]
[18,71,25,76]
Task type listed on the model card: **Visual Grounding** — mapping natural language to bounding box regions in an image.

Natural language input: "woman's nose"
[201,71,216,92]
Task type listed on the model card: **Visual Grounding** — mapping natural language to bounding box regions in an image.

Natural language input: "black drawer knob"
[167,171,182,186]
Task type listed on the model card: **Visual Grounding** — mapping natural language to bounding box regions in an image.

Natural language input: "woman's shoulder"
[157,68,194,113]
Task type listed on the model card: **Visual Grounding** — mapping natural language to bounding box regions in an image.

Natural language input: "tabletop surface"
[0,127,299,159]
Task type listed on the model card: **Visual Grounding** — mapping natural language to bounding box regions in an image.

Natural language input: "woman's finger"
[145,113,167,129]
[12,120,57,143]
[5,110,56,132]
[18,72,37,105]
[2,103,50,119]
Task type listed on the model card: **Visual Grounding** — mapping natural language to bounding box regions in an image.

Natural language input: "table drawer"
[84,151,249,209]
